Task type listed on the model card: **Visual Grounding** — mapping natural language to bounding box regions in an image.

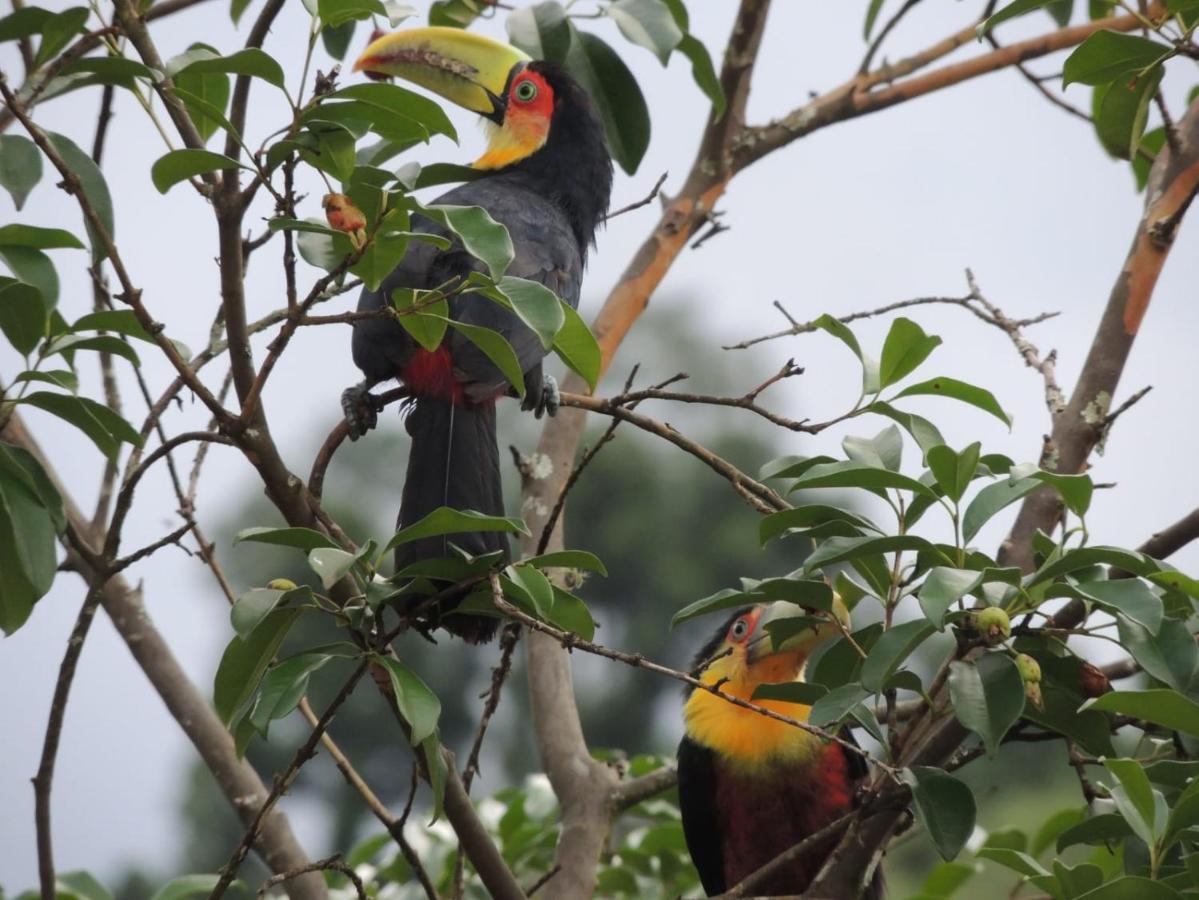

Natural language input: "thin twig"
[257,854,365,899]
[603,171,668,220]
[34,579,107,899]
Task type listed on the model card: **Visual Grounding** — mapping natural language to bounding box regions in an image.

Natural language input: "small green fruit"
[267,578,298,591]
[976,607,1011,645]
[1024,680,1044,710]
[1015,653,1041,684]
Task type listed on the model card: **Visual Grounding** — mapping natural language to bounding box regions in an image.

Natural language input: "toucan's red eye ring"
[729,616,752,642]
[513,78,538,103]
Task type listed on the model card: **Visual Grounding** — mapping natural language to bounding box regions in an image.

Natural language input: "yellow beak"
[354,26,531,124]
[747,597,850,664]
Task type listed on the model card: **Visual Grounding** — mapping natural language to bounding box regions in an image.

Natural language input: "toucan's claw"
[536,373,560,419]
[342,383,384,440]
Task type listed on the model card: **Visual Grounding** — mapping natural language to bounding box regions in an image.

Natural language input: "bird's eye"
[730,617,750,641]
[514,79,538,103]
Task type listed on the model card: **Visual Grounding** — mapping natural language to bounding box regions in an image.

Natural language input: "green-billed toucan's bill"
[355,26,532,124]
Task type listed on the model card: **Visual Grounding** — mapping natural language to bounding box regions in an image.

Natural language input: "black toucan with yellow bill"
[342,28,612,642]
[679,600,883,897]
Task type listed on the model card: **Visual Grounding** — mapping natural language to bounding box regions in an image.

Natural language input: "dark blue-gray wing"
[348,178,581,399]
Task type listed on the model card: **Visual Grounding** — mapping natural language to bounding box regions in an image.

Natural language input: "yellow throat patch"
[683,654,825,773]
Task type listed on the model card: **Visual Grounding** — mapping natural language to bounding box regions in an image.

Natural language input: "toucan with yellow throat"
[679,600,883,896]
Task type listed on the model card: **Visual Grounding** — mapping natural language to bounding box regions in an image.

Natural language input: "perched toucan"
[678,601,882,897]
[342,28,613,641]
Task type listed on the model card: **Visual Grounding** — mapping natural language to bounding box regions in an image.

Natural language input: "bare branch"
[257,855,365,900]
[603,171,668,220]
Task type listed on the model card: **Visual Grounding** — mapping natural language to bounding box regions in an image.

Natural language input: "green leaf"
[906,766,976,860]
[0,245,57,308]
[0,224,84,250]
[918,567,982,629]
[523,549,607,576]
[1094,62,1164,160]
[20,391,140,460]
[1032,807,1086,856]
[174,47,286,90]
[151,149,243,193]
[547,585,595,640]
[0,7,51,43]
[894,376,1012,427]
[976,847,1050,878]
[609,0,683,65]
[45,334,140,367]
[318,0,387,28]
[805,535,944,573]
[789,460,939,498]
[809,683,871,728]
[1073,578,1162,635]
[328,82,457,141]
[507,564,555,618]
[1075,877,1182,900]
[1104,757,1163,847]
[1081,689,1199,736]
[34,7,88,68]
[1115,616,1197,690]
[552,301,601,391]
[249,652,334,735]
[383,506,528,555]
[962,476,1039,544]
[866,402,945,458]
[978,0,1057,36]
[11,366,76,393]
[864,0,886,38]
[55,870,114,900]
[814,313,880,393]
[564,26,650,175]
[0,279,45,355]
[213,608,300,725]
[168,45,231,143]
[948,654,1025,756]
[233,526,338,551]
[759,504,881,546]
[926,442,981,504]
[468,274,565,350]
[860,619,936,692]
[374,656,441,743]
[308,547,362,589]
[231,586,313,640]
[417,202,513,278]
[671,588,750,626]
[352,230,410,292]
[447,319,526,397]
[843,425,903,471]
[879,317,941,388]
[507,1,571,60]
[0,134,42,210]
[49,132,113,262]
[677,34,725,117]
[148,874,225,900]
[422,732,447,821]
[392,288,448,352]
[322,19,357,61]
[1031,545,1157,583]
[759,453,838,481]
[1062,30,1169,86]
[1055,813,1133,851]
[0,446,60,634]
[1031,469,1093,517]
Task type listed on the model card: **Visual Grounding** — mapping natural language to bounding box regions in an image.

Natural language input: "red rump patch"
[401,346,465,403]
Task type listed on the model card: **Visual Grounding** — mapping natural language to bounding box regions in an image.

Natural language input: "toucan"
[678,601,883,897]
[341,28,613,641]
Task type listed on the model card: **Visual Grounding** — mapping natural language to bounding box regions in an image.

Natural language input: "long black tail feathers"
[396,395,506,642]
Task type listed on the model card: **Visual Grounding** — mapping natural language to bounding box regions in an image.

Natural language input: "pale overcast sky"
[2,1,1197,890]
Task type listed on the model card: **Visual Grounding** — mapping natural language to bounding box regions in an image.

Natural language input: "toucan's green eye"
[514,79,537,102]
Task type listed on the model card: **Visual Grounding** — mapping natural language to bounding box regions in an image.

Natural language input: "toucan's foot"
[534,373,559,419]
[341,383,384,440]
